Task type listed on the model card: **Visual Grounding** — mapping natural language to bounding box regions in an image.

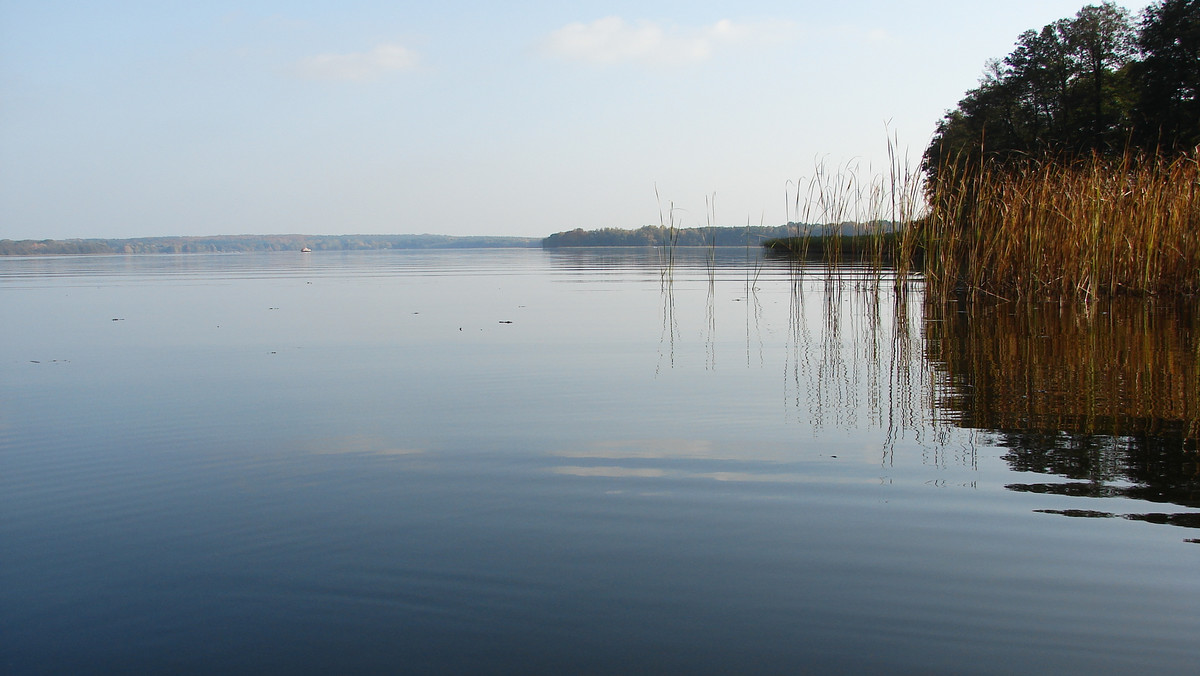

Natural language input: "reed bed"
[915,150,1200,299]
[768,144,1199,300]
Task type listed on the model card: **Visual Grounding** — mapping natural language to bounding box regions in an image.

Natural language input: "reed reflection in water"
[776,264,971,471]
[663,258,1200,531]
[924,296,1200,524]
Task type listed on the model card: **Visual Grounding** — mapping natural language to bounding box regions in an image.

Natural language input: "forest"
[924,0,1198,175]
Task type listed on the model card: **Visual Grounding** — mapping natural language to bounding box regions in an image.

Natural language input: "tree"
[1133,0,1200,151]
[923,3,1139,180]
[1062,3,1136,151]
[1004,25,1073,146]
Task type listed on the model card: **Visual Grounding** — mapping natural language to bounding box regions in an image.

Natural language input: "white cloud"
[542,17,792,66]
[865,28,890,43]
[297,43,418,81]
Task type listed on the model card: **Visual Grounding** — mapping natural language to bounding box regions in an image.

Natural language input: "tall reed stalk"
[654,184,681,288]
[771,133,926,292]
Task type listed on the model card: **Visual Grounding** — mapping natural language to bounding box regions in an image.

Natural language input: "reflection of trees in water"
[924,297,1200,524]
[998,426,1200,509]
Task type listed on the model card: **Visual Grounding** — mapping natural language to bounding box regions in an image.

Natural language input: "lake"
[2,248,1198,674]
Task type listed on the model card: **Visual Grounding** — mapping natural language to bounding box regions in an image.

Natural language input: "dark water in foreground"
[2,249,1198,674]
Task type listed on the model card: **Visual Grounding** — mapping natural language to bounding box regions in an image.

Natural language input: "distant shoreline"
[1,223,882,256]
[0,234,541,256]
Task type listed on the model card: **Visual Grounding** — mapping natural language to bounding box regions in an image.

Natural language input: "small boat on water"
[301,247,312,253]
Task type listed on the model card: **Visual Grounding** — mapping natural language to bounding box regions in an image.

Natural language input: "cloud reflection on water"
[550,464,873,486]
[303,434,425,457]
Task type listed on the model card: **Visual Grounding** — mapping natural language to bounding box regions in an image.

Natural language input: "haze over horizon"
[1,1,1153,241]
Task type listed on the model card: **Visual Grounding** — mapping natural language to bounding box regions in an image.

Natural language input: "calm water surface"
[2,249,1198,674]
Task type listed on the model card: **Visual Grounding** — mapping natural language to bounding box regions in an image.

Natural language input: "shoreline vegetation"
[542,224,803,248]
[915,149,1199,298]
[650,0,1200,301]
[907,0,1199,300]
[0,225,878,256]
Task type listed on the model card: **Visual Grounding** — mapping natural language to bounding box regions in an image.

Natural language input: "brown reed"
[913,150,1200,299]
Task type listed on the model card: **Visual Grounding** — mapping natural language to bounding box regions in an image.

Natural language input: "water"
[2,248,1198,674]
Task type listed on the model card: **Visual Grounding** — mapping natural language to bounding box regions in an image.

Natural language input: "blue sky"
[0,1,1153,239]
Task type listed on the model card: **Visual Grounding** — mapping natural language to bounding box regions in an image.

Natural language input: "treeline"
[0,240,114,255]
[924,0,1199,176]
[0,234,540,256]
[542,224,896,248]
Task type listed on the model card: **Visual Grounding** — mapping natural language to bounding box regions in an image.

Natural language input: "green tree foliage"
[1064,3,1137,148]
[1133,0,1200,151]
[924,1,1195,179]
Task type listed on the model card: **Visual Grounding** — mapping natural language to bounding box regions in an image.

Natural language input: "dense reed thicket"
[908,150,1200,299]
